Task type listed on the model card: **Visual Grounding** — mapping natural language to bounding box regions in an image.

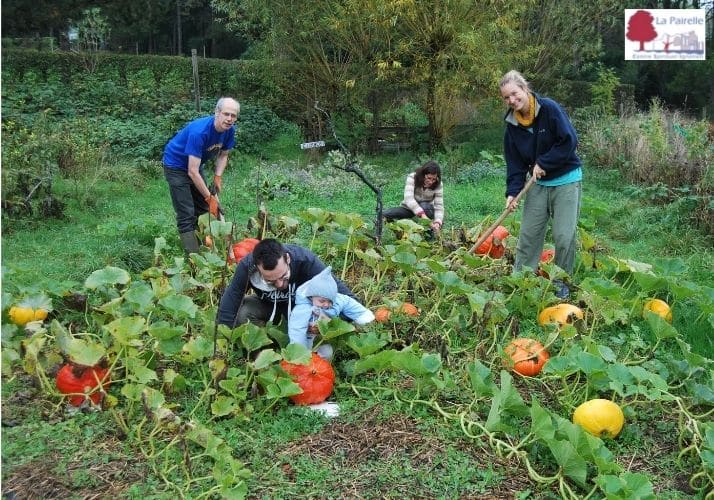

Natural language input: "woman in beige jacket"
[383,160,444,235]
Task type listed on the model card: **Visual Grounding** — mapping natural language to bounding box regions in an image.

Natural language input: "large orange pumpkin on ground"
[280,353,335,405]
[474,226,509,259]
[56,363,111,406]
[504,338,549,376]
[228,238,260,264]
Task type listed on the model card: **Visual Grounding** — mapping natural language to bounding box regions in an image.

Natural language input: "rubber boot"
[179,231,200,255]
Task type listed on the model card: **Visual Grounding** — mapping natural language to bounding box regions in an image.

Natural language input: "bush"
[577,99,713,233]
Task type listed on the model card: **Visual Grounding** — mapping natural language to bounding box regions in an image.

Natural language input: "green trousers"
[514,182,581,275]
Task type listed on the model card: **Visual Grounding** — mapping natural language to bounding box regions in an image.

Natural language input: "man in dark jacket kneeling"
[216,239,356,328]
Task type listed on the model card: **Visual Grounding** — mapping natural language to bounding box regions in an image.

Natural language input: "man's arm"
[187,155,212,200]
[214,150,230,177]
[217,259,252,326]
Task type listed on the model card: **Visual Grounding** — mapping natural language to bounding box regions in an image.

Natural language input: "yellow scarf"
[515,93,536,127]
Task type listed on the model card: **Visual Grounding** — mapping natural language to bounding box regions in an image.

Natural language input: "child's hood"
[299,266,338,302]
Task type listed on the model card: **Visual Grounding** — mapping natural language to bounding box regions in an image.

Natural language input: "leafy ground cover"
[2,142,713,498]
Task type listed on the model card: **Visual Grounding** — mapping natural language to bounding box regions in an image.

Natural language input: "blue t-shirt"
[538,167,583,187]
[163,116,236,170]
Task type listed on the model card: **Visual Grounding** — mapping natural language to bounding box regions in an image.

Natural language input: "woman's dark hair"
[414,160,442,189]
[253,238,286,269]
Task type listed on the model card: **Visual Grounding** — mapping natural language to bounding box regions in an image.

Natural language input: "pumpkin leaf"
[183,336,214,361]
[153,236,168,257]
[85,266,131,289]
[318,317,355,339]
[239,323,273,353]
[595,473,655,499]
[252,349,281,370]
[148,321,184,340]
[123,283,156,312]
[530,397,555,441]
[644,312,678,340]
[141,386,165,410]
[432,271,474,294]
[345,331,388,358]
[103,316,146,347]
[281,343,312,364]
[211,395,239,417]
[126,358,158,384]
[632,272,668,292]
[159,294,198,319]
[466,360,496,396]
[17,293,52,311]
[209,358,227,380]
[53,320,106,366]
[548,439,588,486]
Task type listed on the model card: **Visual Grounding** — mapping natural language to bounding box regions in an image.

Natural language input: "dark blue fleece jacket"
[216,244,355,327]
[503,94,582,197]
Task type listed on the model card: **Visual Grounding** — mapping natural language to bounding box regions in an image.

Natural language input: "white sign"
[300,141,325,150]
[625,9,706,61]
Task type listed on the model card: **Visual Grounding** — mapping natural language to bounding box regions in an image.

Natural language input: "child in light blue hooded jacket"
[288,266,374,360]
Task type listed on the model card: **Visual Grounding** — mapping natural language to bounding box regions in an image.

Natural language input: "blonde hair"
[499,70,530,92]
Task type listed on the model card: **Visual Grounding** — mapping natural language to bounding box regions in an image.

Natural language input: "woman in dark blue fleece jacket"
[217,239,356,328]
[499,70,582,298]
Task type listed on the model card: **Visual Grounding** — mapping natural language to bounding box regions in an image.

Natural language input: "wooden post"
[191,49,201,113]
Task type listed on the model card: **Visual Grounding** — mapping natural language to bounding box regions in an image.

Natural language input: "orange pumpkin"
[56,363,111,406]
[540,249,555,264]
[228,238,260,264]
[375,307,392,322]
[474,226,509,259]
[204,235,214,248]
[399,303,419,316]
[280,353,335,405]
[504,338,549,376]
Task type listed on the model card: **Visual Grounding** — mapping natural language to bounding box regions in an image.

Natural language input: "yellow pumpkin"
[33,309,48,321]
[9,306,36,326]
[572,399,625,438]
[643,298,672,323]
[537,304,583,327]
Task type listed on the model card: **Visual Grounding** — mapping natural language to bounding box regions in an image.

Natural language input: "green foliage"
[590,65,621,116]
[235,103,291,155]
[577,100,713,234]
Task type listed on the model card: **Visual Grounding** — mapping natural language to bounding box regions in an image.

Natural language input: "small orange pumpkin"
[204,235,214,248]
[228,238,260,264]
[375,307,392,322]
[504,338,549,376]
[399,303,419,316]
[280,353,335,405]
[540,249,555,264]
[474,226,509,259]
[538,304,584,327]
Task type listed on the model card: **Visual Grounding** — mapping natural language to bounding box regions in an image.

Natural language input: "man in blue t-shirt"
[163,97,239,254]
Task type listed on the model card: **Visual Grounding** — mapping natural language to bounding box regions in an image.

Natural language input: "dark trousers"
[383,202,434,221]
[164,166,209,233]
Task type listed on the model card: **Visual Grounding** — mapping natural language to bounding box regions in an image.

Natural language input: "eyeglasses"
[263,269,290,286]
[260,258,291,285]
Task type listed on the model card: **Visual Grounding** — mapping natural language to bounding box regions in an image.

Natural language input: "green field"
[3,128,713,497]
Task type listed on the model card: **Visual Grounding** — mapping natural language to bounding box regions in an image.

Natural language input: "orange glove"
[205,195,220,218]
[213,175,222,193]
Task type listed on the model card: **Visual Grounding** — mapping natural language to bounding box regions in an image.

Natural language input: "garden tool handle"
[468,175,537,254]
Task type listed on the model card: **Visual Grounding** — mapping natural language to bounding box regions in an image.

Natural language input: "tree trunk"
[176,0,183,55]
[426,78,437,153]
